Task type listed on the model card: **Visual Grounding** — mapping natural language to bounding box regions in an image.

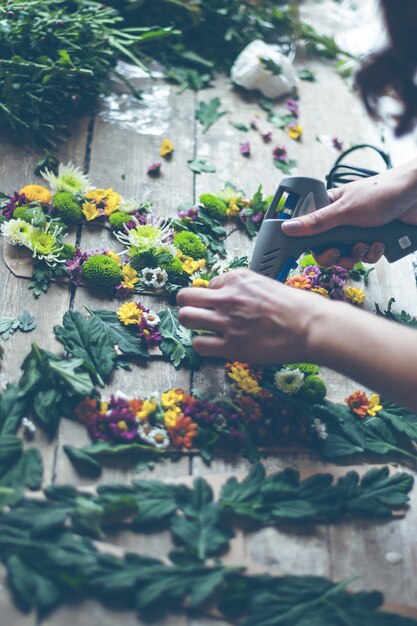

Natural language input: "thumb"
[281,200,345,237]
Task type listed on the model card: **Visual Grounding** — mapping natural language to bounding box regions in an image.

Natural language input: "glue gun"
[250,176,417,281]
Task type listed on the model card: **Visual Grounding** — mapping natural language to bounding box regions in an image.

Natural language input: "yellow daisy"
[19,184,52,205]
[82,202,100,221]
[117,302,143,325]
[121,264,138,289]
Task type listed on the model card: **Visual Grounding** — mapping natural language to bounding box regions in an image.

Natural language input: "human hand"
[177,268,329,363]
[281,159,417,268]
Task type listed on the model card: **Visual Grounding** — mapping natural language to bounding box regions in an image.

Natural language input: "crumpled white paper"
[230,40,298,99]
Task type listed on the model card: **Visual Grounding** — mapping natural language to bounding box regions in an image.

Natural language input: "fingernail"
[373,243,385,256]
[356,245,369,260]
[282,219,301,234]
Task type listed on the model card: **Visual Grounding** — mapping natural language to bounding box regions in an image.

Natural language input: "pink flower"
[147,161,162,177]
[272,145,288,162]
[262,131,273,143]
[240,142,251,157]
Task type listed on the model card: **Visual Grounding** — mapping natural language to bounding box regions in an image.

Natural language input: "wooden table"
[1,55,417,624]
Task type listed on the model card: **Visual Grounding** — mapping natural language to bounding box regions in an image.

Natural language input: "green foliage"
[52,191,82,224]
[59,243,76,261]
[159,308,200,369]
[274,158,297,174]
[0,309,36,340]
[173,230,207,260]
[187,158,216,174]
[160,256,189,286]
[196,97,227,133]
[375,298,417,328]
[0,0,177,145]
[54,311,118,387]
[298,68,316,81]
[108,210,132,229]
[199,193,228,222]
[82,254,122,292]
[29,260,67,298]
[86,308,150,359]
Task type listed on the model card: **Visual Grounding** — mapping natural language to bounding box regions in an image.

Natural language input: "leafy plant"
[196,97,227,133]
[0,309,36,341]
[159,308,201,369]
[187,158,216,174]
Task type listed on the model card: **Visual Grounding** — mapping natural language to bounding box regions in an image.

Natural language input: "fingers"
[281,201,346,237]
[176,287,220,308]
[314,248,342,268]
[312,240,386,269]
[192,334,227,358]
[364,241,385,264]
[179,306,225,333]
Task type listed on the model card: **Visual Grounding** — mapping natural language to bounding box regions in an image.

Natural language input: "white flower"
[143,310,160,328]
[118,198,139,214]
[211,259,230,274]
[274,367,304,395]
[22,417,36,435]
[41,162,91,194]
[151,268,168,289]
[25,221,65,266]
[114,215,174,256]
[138,425,170,449]
[141,267,156,286]
[1,219,34,246]
[312,418,328,440]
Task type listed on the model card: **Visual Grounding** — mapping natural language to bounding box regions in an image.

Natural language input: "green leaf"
[63,445,102,479]
[0,315,20,340]
[54,311,117,386]
[48,357,95,397]
[379,402,417,440]
[159,308,200,369]
[0,383,25,436]
[298,68,316,81]
[273,159,297,174]
[230,121,250,132]
[259,57,282,75]
[375,298,417,328]
[196,97,227,133]
[86,309,149,359]
[17,309,36,332]
[187,158,216,174]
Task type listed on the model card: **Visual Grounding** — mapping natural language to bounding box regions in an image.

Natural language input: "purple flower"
[272,145,288,162]
[240,142,251,157]
[178,206,199,221]
[252,211,264,223]
[3,191,26,219]
[302,265,321,286]
[86,396,140,443]
[332,137,343,151]
[147,161,162,177]
[250,118,259,130]
[262,131,273,143]
[287,99,299,117]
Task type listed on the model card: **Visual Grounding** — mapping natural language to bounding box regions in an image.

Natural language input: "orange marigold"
[285,275,312,290]
[128,398,143,413]
[345,389,369,417]
[168,415,198,449]
[75,397,98,424]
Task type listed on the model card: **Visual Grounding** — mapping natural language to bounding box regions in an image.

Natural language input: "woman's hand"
[281,158,417,268]
[177,269,328,363]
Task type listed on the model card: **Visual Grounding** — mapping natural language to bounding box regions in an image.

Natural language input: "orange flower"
[168,415,198,449]
[75,397,98,424]
[238,395,262,423]
[345,389,369,417]
[128,398,143,413]
[285,275,312,290]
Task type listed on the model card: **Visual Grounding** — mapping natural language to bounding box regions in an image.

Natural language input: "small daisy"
[311,418,328,440]
[143,310,161,328]
[41,162,91,194]
[141,267,156,287]
[274,367,304,395]
[151,268,168,289]
[118,198,140,214]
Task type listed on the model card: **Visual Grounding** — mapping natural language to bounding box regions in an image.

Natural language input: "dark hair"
[355,0,417,136]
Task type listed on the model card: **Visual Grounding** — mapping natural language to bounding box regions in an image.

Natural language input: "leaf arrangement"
[0,308,35,340]
[0,462,415,623]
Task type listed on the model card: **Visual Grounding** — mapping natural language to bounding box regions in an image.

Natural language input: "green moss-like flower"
[199,193,228,222]
[173,231,207,260]
[12,205,33,222]
[82,254,122,291]
[299,254,318,269]
[109,211,131,230]
[299,376,327,403]
[53,191,83,225]
[287,363,320,377]
[161,257,189,285]
[59,243,77,261]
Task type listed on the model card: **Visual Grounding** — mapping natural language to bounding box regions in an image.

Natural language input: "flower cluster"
[285,254,366,304]
[345,390,383,418]
[117,301,162,346]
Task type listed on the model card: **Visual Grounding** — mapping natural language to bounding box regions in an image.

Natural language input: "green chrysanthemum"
[42,162,90,194]
[173,231,207,260]
[82,254,122,291]
[199,193,228,222]
[53,191,83,225]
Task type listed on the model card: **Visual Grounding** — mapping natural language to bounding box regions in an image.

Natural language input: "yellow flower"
[311,287,330,298]
[367,393,383,417]
[100,401,108,413]
[136,398,157,422]
[344,286,366,306]
[181,257,206,275]
[226,198,240,218]
[19,184,52,205]
[160,138,174,157]
[82,201,100,221]
[192,278,209,288]
[288,124,303,141]
[121,264,138,289]
[227,362,262,396]
[104,191,122,216]
[164,407,182,428]
[107,249,121,264]
[117,302,143,325]
[117,420,128,431]
[85,188,108,203]
[161,389,185,408]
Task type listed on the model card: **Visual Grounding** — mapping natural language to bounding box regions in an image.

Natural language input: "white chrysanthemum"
[118,198,139,214]
[143,310,161,328]
[274,367,304,395]
[41,162,91,194]
[312,418,328,440]
[114,215,174,257]
[142,426,170,449]
[151,268,168,289]
[0,219,34,245]
[25,222,65,266]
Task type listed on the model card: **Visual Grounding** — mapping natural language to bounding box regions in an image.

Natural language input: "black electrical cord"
[326,143,392,189]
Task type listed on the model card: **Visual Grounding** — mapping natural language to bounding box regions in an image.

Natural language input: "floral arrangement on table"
[0,163,274,298]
